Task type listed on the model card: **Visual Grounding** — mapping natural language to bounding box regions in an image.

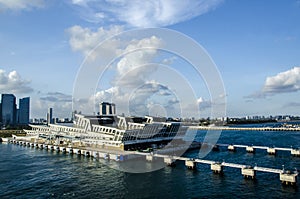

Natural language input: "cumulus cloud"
[68,25,194,117]
[248,67,300,99]
[263,67,300,93]
[67,25,123,56]
[0,0,45,11]
[70,0,223,27]
[0,69,33,94]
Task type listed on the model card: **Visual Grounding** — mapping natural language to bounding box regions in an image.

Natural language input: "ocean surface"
[1,125,300,198]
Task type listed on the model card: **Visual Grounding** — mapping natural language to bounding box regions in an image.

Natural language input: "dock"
[189,126,300,132]
[4,139,299,186]
[213,143,300,156]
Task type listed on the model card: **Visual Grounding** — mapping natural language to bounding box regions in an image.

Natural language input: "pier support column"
[185,160,196,170]
[59,147,66,153]
[267,147,276,155]
[211,163,223,174]
[104,153,110,160]
[291,149,300,156]
[246,146,255,153]
[241,167,256,179]
[66,147,72,153]
[146,155,153,162]
[280,172,298,186]
[49,145,54,151]
[164,157,175,167]
[73,148,81,155]
[228,145,235,151]
[92,151,99,159]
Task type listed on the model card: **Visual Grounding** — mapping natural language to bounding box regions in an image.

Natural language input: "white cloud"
[0,0,45,11]
[197,97,212,110]
[70,0,223,27]
[263,67,300,93]
[0,69,33,94]
[67,25,123,56]
[247,67,300,99]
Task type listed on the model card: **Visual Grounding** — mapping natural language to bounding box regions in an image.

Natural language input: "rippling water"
[1,128,300,198]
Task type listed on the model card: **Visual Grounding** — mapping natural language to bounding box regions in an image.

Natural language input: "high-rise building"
[1,94,16,126]
[47,108,53,124]
[18,97,30,125]
[99,102,116,115]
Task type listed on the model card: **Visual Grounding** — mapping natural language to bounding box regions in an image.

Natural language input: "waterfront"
[1,127,300,198]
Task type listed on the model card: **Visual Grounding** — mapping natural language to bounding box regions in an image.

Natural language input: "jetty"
[213,143,300,156]
[4,139,299,186]
[189,126,300,132]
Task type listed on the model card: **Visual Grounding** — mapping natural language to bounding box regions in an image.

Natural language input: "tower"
[1,94,16,126]
[99,102,116,116]
[18,97,30,125]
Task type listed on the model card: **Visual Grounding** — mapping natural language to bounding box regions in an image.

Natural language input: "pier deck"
[189,126,300,132]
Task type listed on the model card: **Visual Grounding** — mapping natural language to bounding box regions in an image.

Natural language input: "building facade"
[1,94,16,126]
[18,97,30,125]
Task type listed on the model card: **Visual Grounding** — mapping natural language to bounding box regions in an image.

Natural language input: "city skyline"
[0,1,300,118]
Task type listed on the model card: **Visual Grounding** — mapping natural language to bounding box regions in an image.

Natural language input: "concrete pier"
[59,146,66,153]
[48,145,54,151]
[104,153,110,160]
[185,160,196,170]
[211,162,223,174]
[242,167,256,179]
[228,145,235,151]
[146,155,153,162]
[164,157,175,166]
[246,146,255,153]
[66,147,73,154]
[54,145,60,152]
[73,148,81,155]
[6,139,299,187]
[291,149,300,156]
[280,171,298,185]
[92,151,99,159]
[267,147,276,155]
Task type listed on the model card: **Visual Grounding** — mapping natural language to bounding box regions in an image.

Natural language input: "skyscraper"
[1,94,16,126]
[99,102,116,115]
[47,108,53,124]
[18,97,30,125]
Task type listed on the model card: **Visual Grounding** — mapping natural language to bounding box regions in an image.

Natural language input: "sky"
[0,0,300,119]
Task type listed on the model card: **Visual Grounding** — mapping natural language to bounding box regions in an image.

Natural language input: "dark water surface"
[1,129,300,198]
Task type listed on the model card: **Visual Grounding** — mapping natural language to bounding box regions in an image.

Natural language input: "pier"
[5,139,299,186]
[213,143,300,156]
[189,126,300,132]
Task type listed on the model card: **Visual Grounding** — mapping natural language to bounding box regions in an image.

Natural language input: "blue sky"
[0,0,300,119]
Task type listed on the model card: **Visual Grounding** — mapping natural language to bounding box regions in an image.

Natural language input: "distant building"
[1,94,17,126]
[99,102,116,116]
[18,97,30,125]
[47,108,53,124]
